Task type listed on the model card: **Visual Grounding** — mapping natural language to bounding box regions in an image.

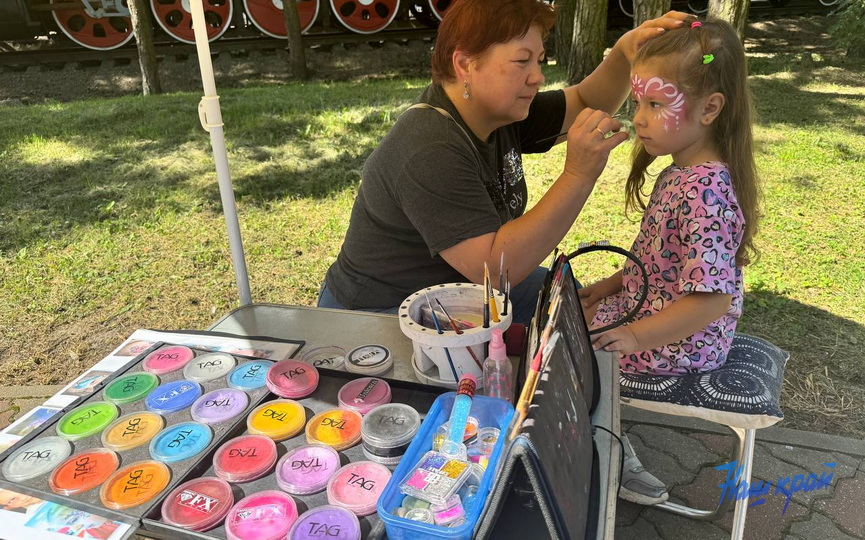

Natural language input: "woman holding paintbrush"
[319,0,688,328]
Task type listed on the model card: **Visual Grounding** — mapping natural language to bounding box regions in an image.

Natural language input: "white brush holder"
[398,283,511,388]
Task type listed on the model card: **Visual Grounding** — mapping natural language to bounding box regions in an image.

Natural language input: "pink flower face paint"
[631,74,686,132]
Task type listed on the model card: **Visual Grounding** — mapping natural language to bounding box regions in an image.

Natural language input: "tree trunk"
[567,0,608,84]
[555,0,575,66]
[709,0,750,42]
[283,0,308,80]
[127,0,161,95]
[634,0,672,29]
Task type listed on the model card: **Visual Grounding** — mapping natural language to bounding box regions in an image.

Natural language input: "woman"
[319,0,688,329]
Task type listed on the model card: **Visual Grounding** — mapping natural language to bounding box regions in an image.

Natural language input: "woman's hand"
[614,11,690,64]
[563,107,629,182]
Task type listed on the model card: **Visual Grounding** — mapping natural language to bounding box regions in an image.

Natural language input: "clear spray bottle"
[483,328,513,403]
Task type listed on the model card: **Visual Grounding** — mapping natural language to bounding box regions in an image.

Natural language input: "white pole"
[188,0,252,305]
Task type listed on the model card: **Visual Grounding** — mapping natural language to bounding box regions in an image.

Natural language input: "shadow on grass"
[739,290,865,438]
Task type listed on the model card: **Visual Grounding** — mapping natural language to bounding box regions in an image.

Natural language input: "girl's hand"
[563,107,629,182]
[578,282,607,310]
[591,326,640,355]
[615,11,690,64]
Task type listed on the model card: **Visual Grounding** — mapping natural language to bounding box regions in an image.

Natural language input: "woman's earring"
[463,81,470,100]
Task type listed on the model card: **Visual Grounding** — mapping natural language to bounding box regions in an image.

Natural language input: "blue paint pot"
[145,379,202,415]
[149,421,213,463]
[227,361,271,391]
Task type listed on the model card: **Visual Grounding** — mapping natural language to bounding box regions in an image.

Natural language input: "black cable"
[566,241,649,335]
[592,424,625,488]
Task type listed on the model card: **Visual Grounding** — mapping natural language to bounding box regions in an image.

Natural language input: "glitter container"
[337,377,391,415]
[430,494,466,527]
[404,507,435,524]
[149,421,213,463]
[56,401,119,441]
[300,346,346,370]
[191,388,249,424]
[247,399,306,441]
[432,416,479,450]
[142,345,195,375]
[288,505,361,540]
[100,460,171,510]
[361,403,420,467]
[275,444,341,495]
[101,411,165,452]
[306,408,362,451]
[145,379,202,415]
[49,448,119,496]
[228,360,271,391]
[326,461,392,516]
[225,490,298,540]
[213,434,278,483]
[103,372,159,405]
[2,436,71,482]
[397,450,472,506]
[183,352,237,383]
[266,359,320,399]
[161,476,234,532]
[345,345,393,376]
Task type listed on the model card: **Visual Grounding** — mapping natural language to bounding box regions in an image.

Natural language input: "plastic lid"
[101,411,165,451]
[228,360,272,391]
[326,461,391,516]
[404,507,435,524]
[337,377,391,415]
[149,421,213,463]
[161,476,234,532]
[103,372,160,404]
[213,434,278,483]
[225,490,298,540]
[288,505,361,540]
[1,436,71,482]
[100,460,171,510]
[489,328,507,362]
[266,360,319,399]
[183,352,237,383]
[49,448,119,496]
[300,346,346,370]
[247,399,306,441]
[145,379,202,415]
[142,345,195,375]
[345,345,393,376]
[361,403,420,454]
[56,401,119,441]
[191,388,250,424]
[275,444,341,496]
[306,409,362,451]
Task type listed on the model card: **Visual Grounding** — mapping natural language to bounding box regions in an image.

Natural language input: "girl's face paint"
[631,74,686,132]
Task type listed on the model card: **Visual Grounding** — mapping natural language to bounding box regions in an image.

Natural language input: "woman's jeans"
[316,266,549,328]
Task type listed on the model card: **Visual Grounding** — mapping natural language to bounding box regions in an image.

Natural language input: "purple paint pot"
[191,388,250,425]
[276,444,341,496]
[287,505,361,540]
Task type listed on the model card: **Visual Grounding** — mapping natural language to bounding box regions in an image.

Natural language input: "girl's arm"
[578,270,623,309]
[591,292,732,355]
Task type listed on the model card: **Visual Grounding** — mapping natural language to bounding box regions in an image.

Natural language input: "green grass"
[1,44,863,437]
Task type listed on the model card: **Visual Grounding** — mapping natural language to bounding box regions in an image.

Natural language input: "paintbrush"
[534,112,627,146]
[483,263,490,329]
[490,279,500,323]
[502,273,510,317]
[426,293,459,383]
[498,252,504,295]
[435,298,483,371]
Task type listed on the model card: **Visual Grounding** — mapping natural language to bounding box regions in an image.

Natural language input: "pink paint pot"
[142,345,195,375]
[337,377,391,415]
[161,477,234,532]
[326,461,391,516]
[225,490,299,540]
[275,444,341,496]
[266,360,320,399]
[213,434,278,483]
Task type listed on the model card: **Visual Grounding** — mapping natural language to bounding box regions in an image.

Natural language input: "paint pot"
[101,411,165,452]
[183,352,237,383]
[49,448,119,496]
[56,401,119,441]
[247,399,306,441]
[149,421,213,463]
[1,436,71,482]
[306,408,362,451]
[225,490,299,540]
[287,505,361,540]
[191,388,249,424]
[275,444,341,496]
[213,434,278,483]
[326,461,391,516]
[161,476,234,532]
[337,377,391,416]
[145,379,202,415]
[300,345,346,370]
[266,359,320,399]
[360,403,420,467]
[142,345,195,375]
[228,360,271,391]
[345,345,393,376]
[103,372,160,405]
[100,460,171,510]
[404,507,435,524]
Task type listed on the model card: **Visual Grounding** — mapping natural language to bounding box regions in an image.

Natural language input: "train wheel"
[426,0,449,21]
[243,0,319,38]
[51,1,135,50]
[329,0,399,34]
[150,0,234,44]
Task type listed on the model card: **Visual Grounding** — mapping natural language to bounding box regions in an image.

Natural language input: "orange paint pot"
[100,460,171,510]
[49,448,119,496]
[306,408,362,451]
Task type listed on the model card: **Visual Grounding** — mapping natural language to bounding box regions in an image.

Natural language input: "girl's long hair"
[625,18,761,266]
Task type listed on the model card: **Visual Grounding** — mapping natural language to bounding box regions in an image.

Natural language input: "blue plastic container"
[377,393,513,540]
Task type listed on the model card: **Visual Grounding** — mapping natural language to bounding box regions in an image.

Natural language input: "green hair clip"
[702,54,715,65]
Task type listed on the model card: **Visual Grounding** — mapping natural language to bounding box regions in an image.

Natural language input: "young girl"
[579,18,760,504]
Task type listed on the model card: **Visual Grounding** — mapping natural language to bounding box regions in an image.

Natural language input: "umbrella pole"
[189,0,252,306]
